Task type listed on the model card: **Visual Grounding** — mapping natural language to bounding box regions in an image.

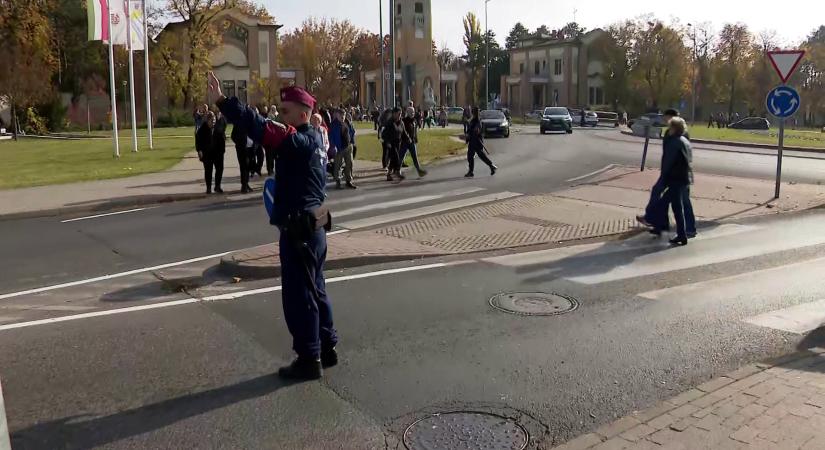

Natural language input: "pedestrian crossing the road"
[485,213,825,337]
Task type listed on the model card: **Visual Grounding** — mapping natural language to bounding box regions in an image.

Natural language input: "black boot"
[321,347,338,368]
[278,357,322,381]
[669,236,688,246]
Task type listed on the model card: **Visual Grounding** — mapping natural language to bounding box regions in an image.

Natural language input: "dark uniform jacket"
[661,133,693,186]
[466,118,484,151]
[382,118,405,145]
[218,97,326,225]
[195,124,225,159]
[402,116,418,144]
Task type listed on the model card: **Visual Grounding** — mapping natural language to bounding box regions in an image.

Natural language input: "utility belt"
[280,205,332,242]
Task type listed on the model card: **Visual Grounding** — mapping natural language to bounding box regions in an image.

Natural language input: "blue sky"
[267,0,824,53]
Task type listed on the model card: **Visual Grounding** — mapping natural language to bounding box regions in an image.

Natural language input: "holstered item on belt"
[283,205,332,242]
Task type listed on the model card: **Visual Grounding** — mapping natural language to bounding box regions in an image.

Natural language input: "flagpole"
[107,0,120,158]
[141,0,153,149]
[126,0,139,152]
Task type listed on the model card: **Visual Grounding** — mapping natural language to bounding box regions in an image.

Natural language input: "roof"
[513,28,606,51]
[159,8,281,35]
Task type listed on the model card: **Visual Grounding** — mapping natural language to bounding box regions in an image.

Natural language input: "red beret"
[280,86,316,110]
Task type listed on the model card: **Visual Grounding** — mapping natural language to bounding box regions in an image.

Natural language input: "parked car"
[497,108,512,124]
[729,117,770,130]
[446,107,464,116]
[630,113,667,138]
[525,110,544,120]
[480,109,511,138]
[540,107,573,134]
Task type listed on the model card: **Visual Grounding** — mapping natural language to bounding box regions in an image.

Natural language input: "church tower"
[393,0,439,108]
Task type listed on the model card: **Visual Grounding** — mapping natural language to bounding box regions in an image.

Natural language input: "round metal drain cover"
[490,292,578,316]
[403,411,528,450]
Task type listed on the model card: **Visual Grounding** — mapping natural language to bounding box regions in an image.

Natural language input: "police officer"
[208,72,338,381]
[465,107,497,178]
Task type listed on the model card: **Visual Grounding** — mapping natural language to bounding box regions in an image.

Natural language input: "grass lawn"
[0,134,194,190]
[67,126,198,139]
[687,125,825,150]
[356,128,465,165]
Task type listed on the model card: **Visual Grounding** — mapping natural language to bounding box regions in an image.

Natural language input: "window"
[553,89,559,105]
[542,60,546,70]
[589,87,604,105]
[396,3,401,14]
[397,57,402,70]
[237,80,247,104]
[415,2,423,13]
[222,80,236,98]
[554,59,563,76]
[534,61,540,75]
[519,63,524,74]
[259,43,268,64]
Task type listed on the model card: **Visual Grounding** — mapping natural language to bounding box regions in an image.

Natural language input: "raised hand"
[207,71,223,101]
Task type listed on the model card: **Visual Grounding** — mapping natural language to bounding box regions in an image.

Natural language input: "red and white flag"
[87,0,126,44]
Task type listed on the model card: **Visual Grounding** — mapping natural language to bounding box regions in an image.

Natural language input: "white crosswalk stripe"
[744,300,825,334]
[333,187,484,217]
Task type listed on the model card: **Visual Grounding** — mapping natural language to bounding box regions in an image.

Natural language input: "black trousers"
[253,145,264,176]
[265,147,275,176]
[386,141,401,173]
[235,146,249,189]
[202,154,224,191]
[467,146,494,174]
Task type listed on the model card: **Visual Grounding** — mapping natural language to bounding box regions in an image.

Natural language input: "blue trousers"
[399,142,423,172]
[279,228,337,359]
[645,179,696,236]
[662,184,691,239]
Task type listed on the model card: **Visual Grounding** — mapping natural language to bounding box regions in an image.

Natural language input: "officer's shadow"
[10,375,297,449]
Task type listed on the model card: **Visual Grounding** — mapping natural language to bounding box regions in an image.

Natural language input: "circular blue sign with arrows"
[766,86,801,118]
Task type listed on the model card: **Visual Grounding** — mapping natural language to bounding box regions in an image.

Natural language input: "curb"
[619,130,825,154]
[218,251,445,280]
[0,192,211,222]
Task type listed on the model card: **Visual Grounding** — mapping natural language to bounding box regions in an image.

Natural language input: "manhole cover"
[490,292,578,316]
[403,411,528,450]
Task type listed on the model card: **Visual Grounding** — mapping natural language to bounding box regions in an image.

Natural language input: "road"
[2,127,825,449]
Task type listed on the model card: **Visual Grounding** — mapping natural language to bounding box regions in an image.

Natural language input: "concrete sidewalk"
[553,349,825,450]
[220,165,825,279]
[0,151,385,219]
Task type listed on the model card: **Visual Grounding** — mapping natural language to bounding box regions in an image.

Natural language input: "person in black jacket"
[658,117,694,246]
[381,107,406,181]
[195,111,226,194]
[401,107,427,177]
[230,119,252,193]
[465,107,497,178]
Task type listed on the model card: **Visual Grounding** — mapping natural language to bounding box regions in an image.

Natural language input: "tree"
[462,12,483,105]
[593,20,636,111]
[161,0,233,109]
[634,21,689,110]
[342,32,381,105]
[0,0,58,138]
[713,23,754,115]
[280,18,361,104]
[801,26,825,126]
[533,25,551,38]
[436,44,455,104]
[505,22,530,50]
[235,0,274,23]
[250,70,280,106]
[743,30,780,115]
[560,22,586,40]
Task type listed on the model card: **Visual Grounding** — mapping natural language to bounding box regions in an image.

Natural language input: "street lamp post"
[380,0,385,107]
[389,0,396,107]
[688,23,698,123]
[485,0,491,109]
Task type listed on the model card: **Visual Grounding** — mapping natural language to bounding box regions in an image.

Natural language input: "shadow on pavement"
[10,375,294,450]
[797,326,825,353]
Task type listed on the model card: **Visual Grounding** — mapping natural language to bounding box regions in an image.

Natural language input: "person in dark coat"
[209,73,337,381]
[195,111,226,194]
[658,117,694,246]
[381,107,407,181]
[230,119,252,193]
[464,107,497,178]
[637,109,696,238]
[401,106,427,177]
[378,108,394,171]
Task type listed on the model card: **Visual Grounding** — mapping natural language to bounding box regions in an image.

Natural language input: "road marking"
[327,229,350,236]
[565,164,619,183]
[333,187,484,218]
[0,262,465,331]
[744,299,825,334]
[338,191,522,230]
[60,207,155,223]
[638,256,825,301]
[566,223,825,285]
[0,252,232,301]
[0,378,9,450]
[484,224,756,268]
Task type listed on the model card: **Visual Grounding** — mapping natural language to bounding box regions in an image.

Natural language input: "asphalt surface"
[3,127,825,449]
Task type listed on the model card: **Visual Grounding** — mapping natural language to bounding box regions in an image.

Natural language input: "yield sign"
[767,50,805,83]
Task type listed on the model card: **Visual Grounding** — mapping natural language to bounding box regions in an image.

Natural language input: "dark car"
[729,117,770,130]
[541,107,573,134]
[480,110,510,138]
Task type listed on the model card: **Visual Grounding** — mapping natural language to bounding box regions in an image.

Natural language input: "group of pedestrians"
[637,109,696,246]
[707,112,741,129]
[378,104,428,181]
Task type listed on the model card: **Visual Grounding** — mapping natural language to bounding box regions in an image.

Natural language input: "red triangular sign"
[768,50,805,83]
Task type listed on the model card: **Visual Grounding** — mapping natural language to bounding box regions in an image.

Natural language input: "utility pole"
[485,0,491,109]
[688,24,698,123]
[389,0,396,107]
[379,0,385,107]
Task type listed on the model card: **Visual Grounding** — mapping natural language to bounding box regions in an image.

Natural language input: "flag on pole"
[87,0,110,41]
[128,0,145,51]
[107,0,128,46]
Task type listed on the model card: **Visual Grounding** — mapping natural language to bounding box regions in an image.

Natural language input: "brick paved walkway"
[554,349,825,450]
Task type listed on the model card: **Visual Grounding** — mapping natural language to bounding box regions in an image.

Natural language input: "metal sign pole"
[640,125,650,172]
[775,117,785,199]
